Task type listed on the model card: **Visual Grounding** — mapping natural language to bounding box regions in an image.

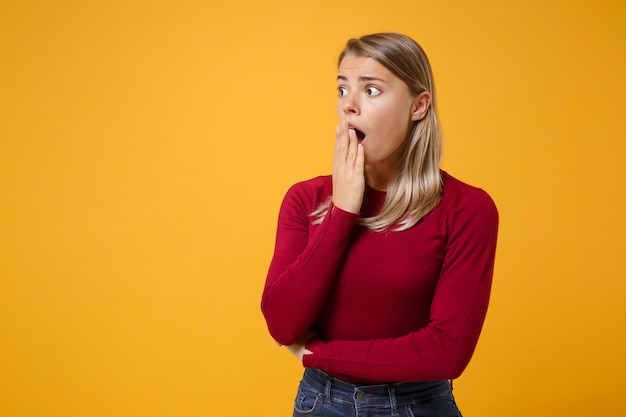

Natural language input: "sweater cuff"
[303,338,325,368]
[328,202,360,222]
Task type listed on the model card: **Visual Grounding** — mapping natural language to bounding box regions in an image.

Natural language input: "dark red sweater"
[261,171,498,384]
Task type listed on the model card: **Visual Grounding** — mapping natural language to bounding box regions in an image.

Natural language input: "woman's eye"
[366,86,381,96]
[338,86,348,97]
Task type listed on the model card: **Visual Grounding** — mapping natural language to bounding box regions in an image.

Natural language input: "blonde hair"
[312,33,443,231]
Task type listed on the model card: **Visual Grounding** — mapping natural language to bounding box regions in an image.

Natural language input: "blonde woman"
[262,33,498,417]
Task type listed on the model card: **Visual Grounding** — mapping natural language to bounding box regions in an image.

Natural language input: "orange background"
[1,1,625,416]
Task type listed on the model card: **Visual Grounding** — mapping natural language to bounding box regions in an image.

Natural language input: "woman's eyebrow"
[337,75,387,83]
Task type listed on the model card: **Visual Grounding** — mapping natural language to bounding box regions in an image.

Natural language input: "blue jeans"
[293,369,462,417]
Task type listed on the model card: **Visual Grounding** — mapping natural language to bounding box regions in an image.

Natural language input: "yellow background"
[1,1,625,416]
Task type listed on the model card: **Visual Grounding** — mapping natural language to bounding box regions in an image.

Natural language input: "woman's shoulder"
[282,175,333,209]
[440,171,498,214]
[287,175,332,195]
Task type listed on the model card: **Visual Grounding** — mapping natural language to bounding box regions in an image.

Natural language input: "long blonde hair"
[312,33,443,232]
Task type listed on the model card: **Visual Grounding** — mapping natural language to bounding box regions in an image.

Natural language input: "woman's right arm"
[261,188,358,346]
[262,123,364,346]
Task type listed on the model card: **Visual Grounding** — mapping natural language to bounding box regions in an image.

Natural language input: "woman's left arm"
[303,188,499,382]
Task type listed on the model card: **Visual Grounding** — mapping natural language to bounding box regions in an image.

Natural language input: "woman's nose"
[342,95,360,115]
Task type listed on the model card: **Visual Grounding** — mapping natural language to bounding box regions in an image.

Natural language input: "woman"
[261,33,498,417]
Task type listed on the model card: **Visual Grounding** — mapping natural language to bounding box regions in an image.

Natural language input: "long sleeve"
[261,178,359,345]
[302,185,499,383]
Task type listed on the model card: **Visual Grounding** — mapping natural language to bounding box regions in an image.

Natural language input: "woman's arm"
[261,190,358,346]
[261,123,364,346]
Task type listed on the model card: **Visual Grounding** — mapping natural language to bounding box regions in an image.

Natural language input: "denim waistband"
[302,368,451,407]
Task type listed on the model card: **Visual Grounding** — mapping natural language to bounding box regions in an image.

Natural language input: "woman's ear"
[410,91,432,121]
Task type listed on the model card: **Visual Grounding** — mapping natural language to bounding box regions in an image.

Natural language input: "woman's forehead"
[338,55,389,78]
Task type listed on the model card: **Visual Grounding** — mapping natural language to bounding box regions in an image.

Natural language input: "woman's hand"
[332,121,365,214]
[284,330,316,361]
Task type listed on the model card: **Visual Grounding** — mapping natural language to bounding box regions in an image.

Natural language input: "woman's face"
[337,54,419,168]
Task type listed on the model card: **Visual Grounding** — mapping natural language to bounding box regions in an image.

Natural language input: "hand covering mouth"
[348,126,366,142]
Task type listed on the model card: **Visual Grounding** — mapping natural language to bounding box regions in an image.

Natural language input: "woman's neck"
[365,164,395,192]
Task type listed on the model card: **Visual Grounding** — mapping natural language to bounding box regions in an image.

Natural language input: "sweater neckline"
[365,182,387,198]
[362,183,387,216]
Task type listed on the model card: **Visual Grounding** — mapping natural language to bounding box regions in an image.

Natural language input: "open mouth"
[349,127,366,143]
